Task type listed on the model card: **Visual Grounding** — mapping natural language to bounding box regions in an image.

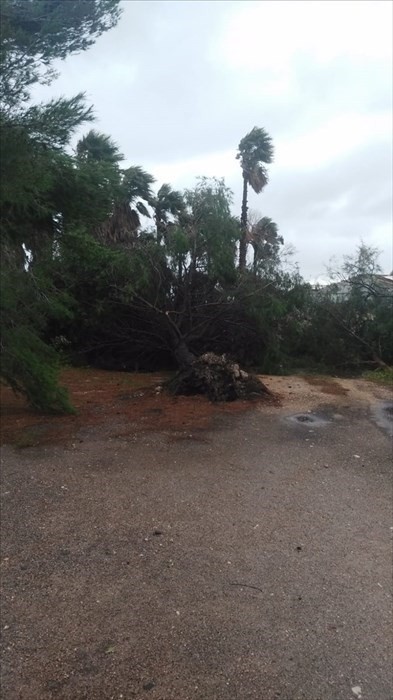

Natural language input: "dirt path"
[1,375,392,699]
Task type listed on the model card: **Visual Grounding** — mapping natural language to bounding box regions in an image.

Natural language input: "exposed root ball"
[167,352,272,402]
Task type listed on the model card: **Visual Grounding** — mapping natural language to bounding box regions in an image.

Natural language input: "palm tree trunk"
[155,213,162,245]
[253,246,258,276]
[239,173,248,271]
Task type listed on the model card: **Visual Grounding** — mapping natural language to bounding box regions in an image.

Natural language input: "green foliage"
[237,126,274,192]
[1,326,74,413]
[76,129,124,163]
[248,216,284,273]
[18,94,94,147]
[121,166,155,204]
[0,262,75,412]
[1,0,121,109]
[237,269,309,371]
[363,368,393,385]
[41,180,240,372]
[45,230,172,370]
[152,183,185,242]
[296,245,393,371]
[165,226,190,258]
[0,0,121,412]
[183,177,239,281]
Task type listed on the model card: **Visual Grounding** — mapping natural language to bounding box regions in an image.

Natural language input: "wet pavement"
[371,401,393,438]
[1,390,392,700]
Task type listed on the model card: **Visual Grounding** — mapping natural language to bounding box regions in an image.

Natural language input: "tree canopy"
[0,0,121,108]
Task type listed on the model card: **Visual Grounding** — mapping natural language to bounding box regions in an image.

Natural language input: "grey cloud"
[220,139,392,278]
[261,140,391,225]
[34,1,390,162]
[30,0,391,277]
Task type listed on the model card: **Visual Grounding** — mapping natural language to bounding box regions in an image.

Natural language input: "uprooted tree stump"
[167,352,272,402]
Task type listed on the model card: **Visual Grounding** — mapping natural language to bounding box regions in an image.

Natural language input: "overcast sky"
[33,0,392,279]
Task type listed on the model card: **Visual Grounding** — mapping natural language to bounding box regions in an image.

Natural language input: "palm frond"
[121,166,155,203]
[157,183,185,213]
[237,126,274,174]
[248,165,268,194]
[76,129,124,163]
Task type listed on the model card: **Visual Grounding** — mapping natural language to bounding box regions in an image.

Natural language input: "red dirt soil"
[302,375,350,395]
[0,368,273,447]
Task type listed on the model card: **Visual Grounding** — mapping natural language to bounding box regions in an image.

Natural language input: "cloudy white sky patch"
[33,0,392,279]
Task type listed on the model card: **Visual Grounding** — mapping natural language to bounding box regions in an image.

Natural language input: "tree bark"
[174,338,195,368]
[155,213,161,245]
[238,173,248,271]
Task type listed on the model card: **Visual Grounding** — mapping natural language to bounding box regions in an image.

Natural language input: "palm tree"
[151,183,185,244]
[236,127,274,270]
[75,132,155,246]
[76,130,124,164]
[247,216,283,273]
[95,166,155,246]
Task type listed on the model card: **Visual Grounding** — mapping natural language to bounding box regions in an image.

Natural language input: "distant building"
[313,275,393,301]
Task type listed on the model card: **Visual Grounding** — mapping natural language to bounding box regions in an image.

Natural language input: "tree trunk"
[174,339,195,368]
[155,213,162,245]
[252,243,258,276]
[238,173,248,271]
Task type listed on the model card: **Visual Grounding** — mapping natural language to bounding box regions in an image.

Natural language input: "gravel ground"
[1,377,392,700]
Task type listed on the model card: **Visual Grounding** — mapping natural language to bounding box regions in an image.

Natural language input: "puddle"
[371,401,393,438]
[284,413,330,428]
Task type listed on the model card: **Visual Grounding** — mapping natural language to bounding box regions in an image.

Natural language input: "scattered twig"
[229,582,264,593]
